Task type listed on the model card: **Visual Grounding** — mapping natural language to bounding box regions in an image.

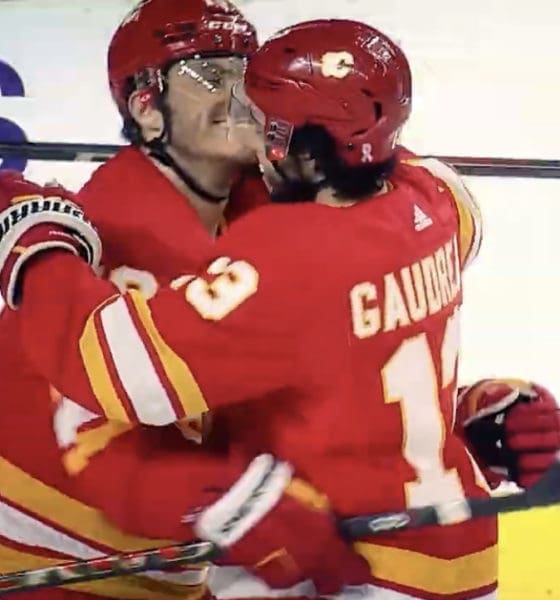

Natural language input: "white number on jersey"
[177,257,259,321]
[382,309,487,515]
[109,266,159,299]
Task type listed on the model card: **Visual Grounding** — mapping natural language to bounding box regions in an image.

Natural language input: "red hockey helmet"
[241,19,411,166]
[108,0,258,115]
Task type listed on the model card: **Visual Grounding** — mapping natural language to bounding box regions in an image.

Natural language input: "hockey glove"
[193,454,370,594]
[456,378,560,488]
[0,171,101,308]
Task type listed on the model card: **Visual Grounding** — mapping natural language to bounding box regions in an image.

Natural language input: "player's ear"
[128,90,165,143]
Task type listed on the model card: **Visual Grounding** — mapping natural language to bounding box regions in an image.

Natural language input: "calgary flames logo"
[319,51,354,79]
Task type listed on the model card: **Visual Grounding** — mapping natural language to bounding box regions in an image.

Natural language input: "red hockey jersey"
[17,154,496,599]
[0,146,269,600]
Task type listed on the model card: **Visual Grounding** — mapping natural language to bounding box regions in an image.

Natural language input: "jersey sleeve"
[404,157,483,269]
[19,245,302,426]
[51,394,248,540]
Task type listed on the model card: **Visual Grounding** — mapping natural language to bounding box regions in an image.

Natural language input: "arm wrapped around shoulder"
[0,171,101,308]
[193,454,370,594]
[456,379,560,488]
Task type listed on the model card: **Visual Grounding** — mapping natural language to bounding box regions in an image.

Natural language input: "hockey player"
[0,0,278,598]
[1,1,368,597]
[80,0,270,282]
[74,0,269,443]
[2,19,559,599]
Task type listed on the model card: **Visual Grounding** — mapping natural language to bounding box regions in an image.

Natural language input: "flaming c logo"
[319,51,354,79]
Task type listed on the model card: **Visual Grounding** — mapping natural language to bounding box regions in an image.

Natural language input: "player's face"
[164,56,256,164]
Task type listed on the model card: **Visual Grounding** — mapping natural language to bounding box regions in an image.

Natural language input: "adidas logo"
[414,204,433,231]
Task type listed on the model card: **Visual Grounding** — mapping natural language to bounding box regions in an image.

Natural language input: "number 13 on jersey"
[382,309,487,511]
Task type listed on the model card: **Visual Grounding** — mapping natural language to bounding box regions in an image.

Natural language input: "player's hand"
[456,379,560,488]
[193,454,370,594]
[0,171,101,308]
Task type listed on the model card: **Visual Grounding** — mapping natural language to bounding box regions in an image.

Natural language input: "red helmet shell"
[244,19,412,166]
[108,0,258,114]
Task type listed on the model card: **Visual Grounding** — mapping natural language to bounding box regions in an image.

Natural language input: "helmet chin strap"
[146,137,228,204]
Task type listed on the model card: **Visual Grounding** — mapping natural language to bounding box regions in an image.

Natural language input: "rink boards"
[499,505,560,599]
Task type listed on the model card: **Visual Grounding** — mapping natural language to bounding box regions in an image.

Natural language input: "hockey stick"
[0,541,221,596]
[339,452,560,539]
[1,141,560,178]
[2,455,560,595]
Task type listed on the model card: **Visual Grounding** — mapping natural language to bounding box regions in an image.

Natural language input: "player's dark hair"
[289,124,396,200]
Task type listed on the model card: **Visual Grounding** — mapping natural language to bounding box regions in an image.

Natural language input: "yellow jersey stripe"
[63,420,132,475]
[0,457,173,552]
[79,294,131,423]
[355,541,497,595]
[127,290,208,417]
[448,185,477,268]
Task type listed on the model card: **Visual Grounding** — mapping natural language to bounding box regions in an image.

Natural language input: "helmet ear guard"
[264,117,294,162]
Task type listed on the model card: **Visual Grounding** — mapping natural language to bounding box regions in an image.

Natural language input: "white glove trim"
[461,387,520,427]
[194,454,293,548]
[0,196,101,271]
